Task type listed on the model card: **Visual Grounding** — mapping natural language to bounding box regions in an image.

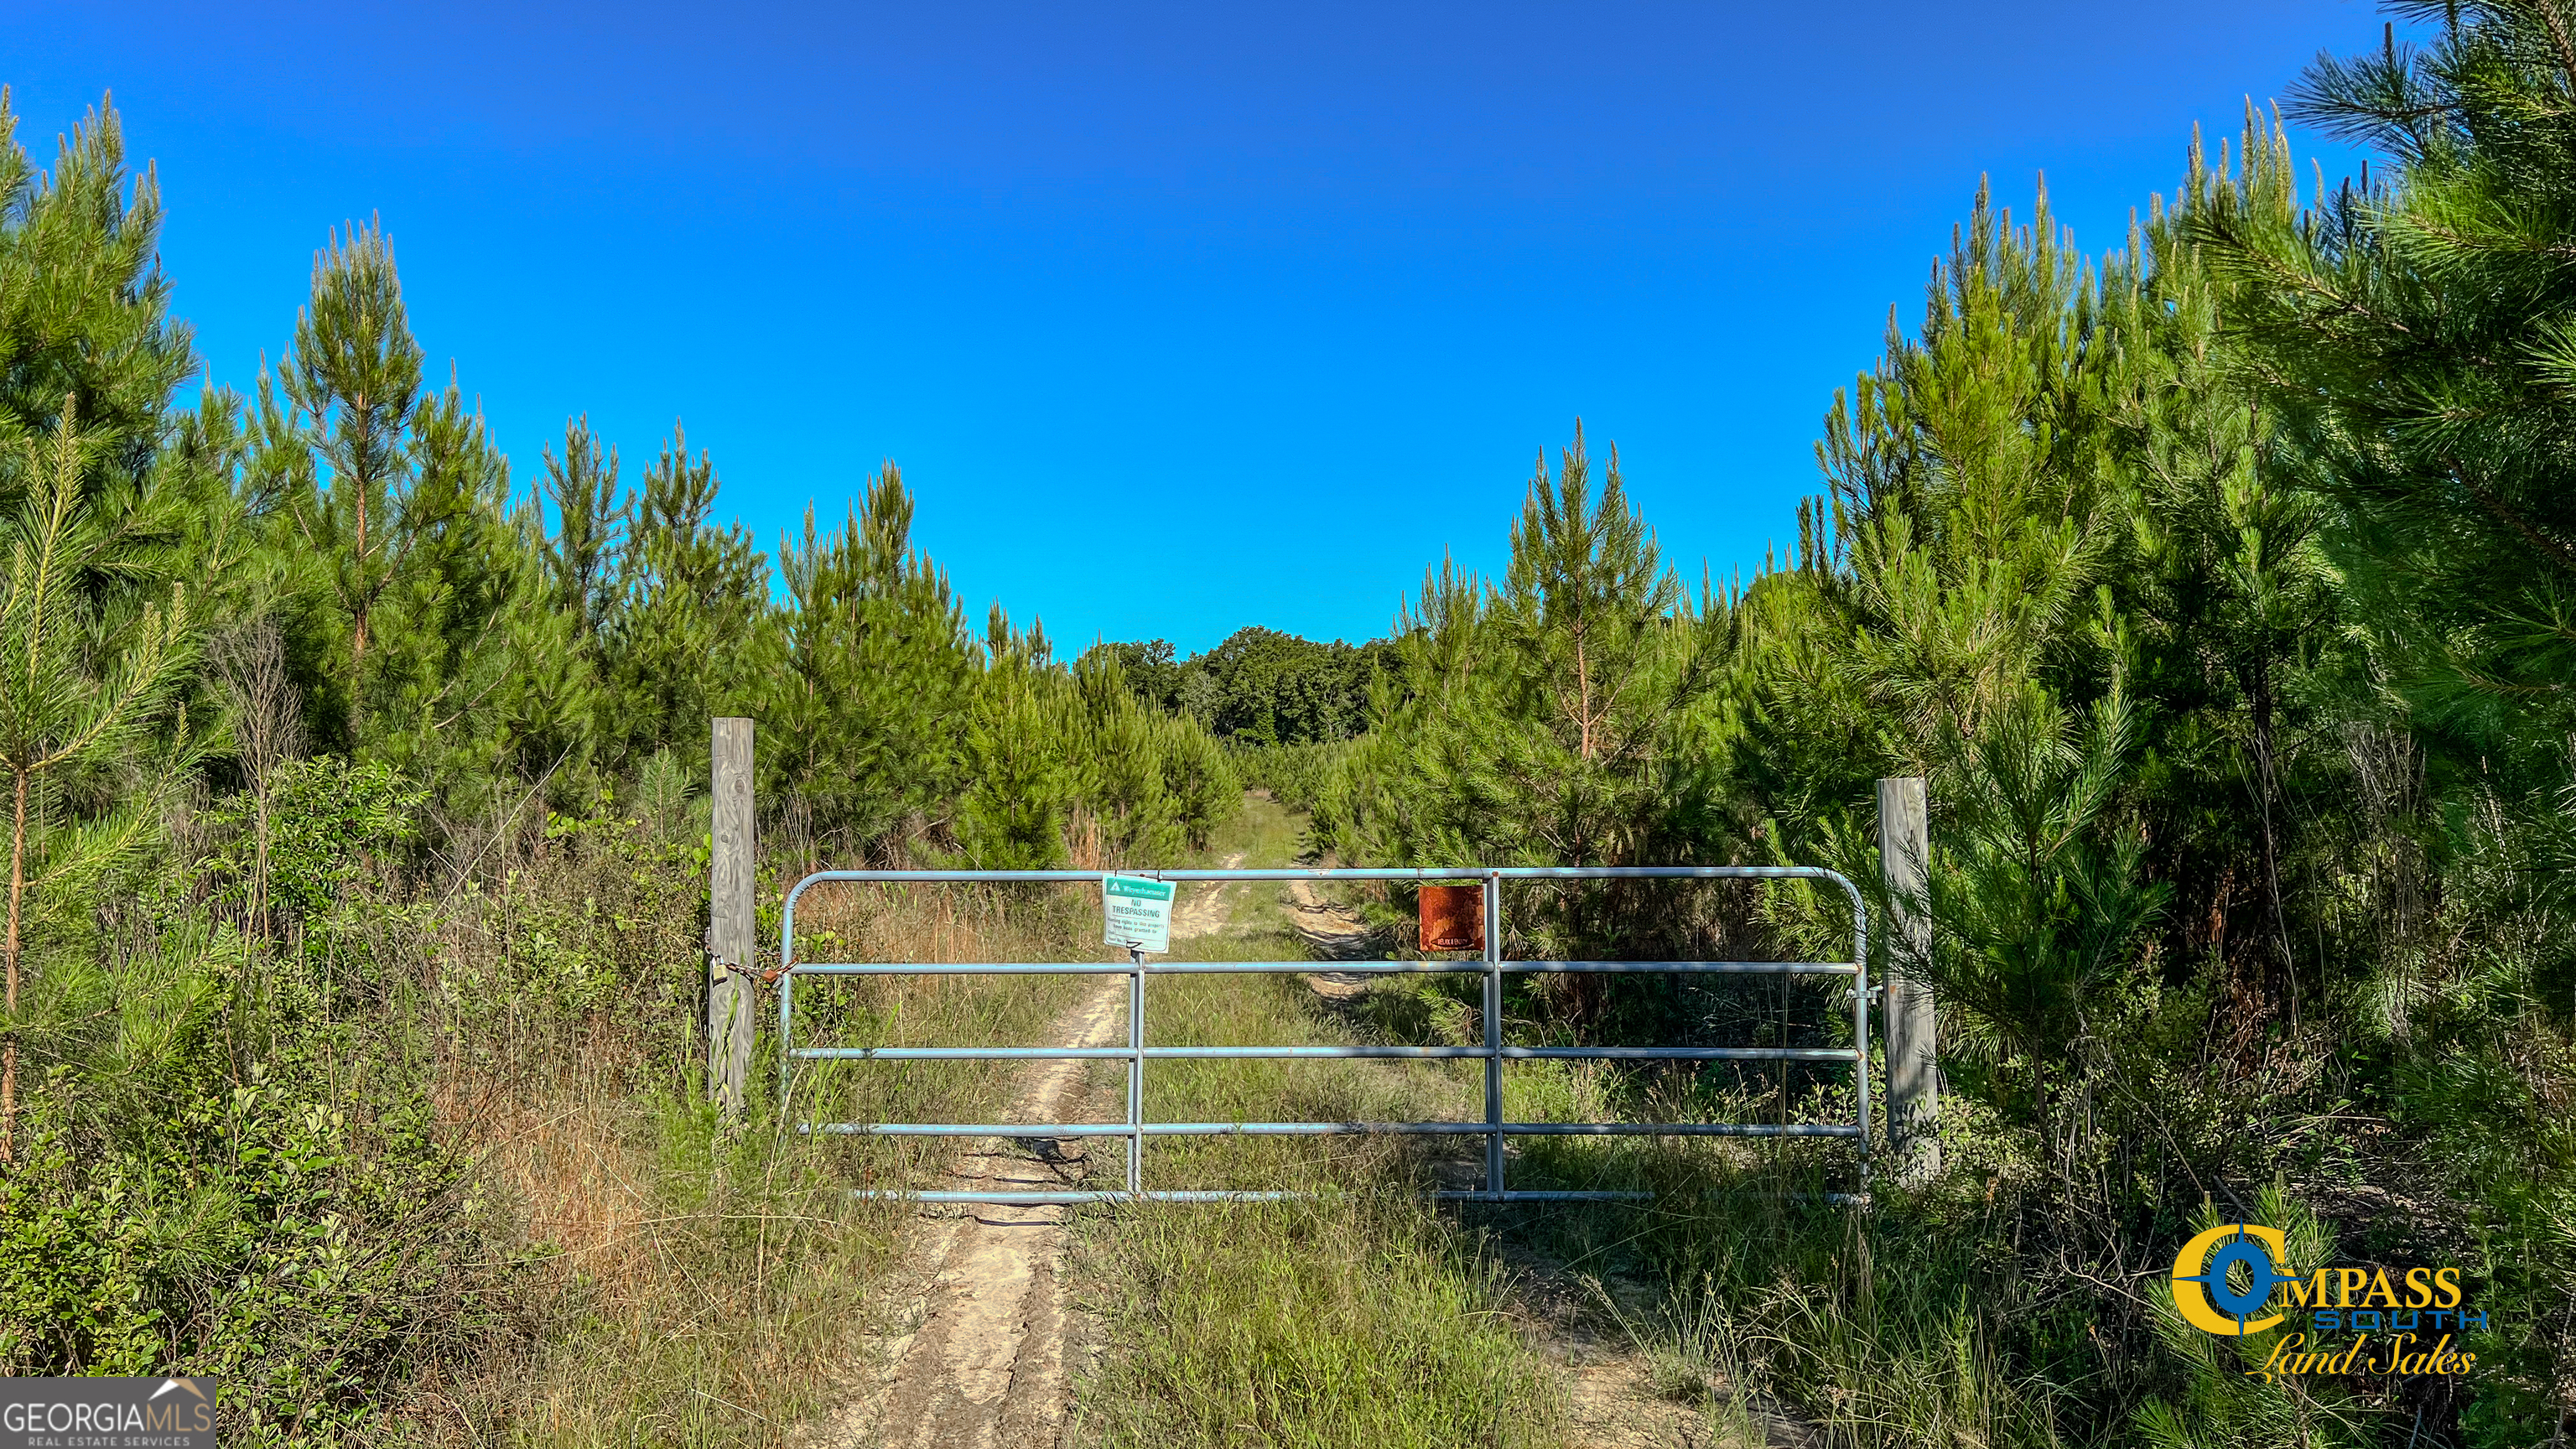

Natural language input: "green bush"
[0,1049,514,1444]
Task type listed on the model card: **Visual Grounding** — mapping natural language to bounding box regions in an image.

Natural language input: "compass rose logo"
[2170,1222,2298,1336]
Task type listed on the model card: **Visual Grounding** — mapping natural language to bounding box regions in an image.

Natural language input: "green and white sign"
[1103,873,1176,954]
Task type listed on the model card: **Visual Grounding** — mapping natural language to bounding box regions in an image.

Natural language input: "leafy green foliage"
[200,758,422,927]
[0,1054,510,1443]
[1092,626,1388,746]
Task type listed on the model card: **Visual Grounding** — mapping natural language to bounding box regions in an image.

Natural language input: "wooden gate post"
[709,718,756,1118]
[1877,776,1940,1184]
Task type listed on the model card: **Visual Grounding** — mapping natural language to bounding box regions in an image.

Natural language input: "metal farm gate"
[777,865,1870,1203]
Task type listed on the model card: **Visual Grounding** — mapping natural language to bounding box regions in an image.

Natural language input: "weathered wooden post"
[709,718,756,1118]
[1877,776,1940,1183]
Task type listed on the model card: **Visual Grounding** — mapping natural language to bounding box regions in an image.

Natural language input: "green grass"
[1071,1191,1568,1449]
[1069,941,1577,1447]
[1067,796,1574,1447]
[1062,794,2085,1449]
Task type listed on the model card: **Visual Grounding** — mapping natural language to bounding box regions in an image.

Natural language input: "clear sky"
[13,1,2386,653]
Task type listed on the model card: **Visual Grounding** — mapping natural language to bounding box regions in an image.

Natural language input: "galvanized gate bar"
[784,959,1857,976]
[778,865,1870,1204]
[789,1044,1857,1061]
[1483,873,1506,1197]
[780,866,1864,886]
[1125,948,1145,1192]
[810,1120,1864,1138]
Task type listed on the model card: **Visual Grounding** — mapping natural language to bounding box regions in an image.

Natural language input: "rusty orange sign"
[1418,883,1484,952]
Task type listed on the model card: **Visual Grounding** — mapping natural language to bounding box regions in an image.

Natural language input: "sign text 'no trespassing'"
[1103,874,1175,954]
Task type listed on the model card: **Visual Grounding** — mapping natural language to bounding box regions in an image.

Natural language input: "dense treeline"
[0,89,1233,1425]
[1087,626,1389,747]
[1312,8,2576,1442]
[0,98,1234,872]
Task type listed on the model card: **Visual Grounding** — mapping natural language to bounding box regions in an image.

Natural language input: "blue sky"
[14,1,2386,653]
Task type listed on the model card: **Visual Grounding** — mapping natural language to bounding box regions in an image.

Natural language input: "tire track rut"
[814,860,1242,1448]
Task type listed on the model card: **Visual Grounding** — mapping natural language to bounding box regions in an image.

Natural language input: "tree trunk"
[4,768,27,1166]
[252,785,273,942]
[349,478,371,740]
[1575,638,1593,761]
[2249,659,2298,1025]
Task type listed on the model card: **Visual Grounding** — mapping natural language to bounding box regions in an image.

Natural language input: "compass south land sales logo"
[2169,1223,2483,1384]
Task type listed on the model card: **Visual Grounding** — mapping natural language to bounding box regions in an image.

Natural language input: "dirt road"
[814,858,1244,1448]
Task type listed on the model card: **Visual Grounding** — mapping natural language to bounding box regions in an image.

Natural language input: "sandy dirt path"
[815,858,1244,1448]
[814,979,1122,1449]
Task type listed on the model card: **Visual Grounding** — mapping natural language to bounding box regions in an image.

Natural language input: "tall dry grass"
[387,818,1101,1446]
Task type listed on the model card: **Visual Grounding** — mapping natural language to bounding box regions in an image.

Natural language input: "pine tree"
[958,606,1078,867]
[542,414,626,642]
[0,95,210,1160]
[767,465,974,860]
[488,490,600,791]
[2199,4,2576,746]
[1812,180,2120,771]
[279,220,423,745]
[1487,424,1718,862]
[598,425,766,775]
[1153,711,1239,849]
[1333,426,1720,880]
[2189,26,2576,1430]
[364,381,592,797]
[2101,130,2342,1016]
[0,401,193,1161]
[0,91,195,501]
[1067,648,1181,862]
